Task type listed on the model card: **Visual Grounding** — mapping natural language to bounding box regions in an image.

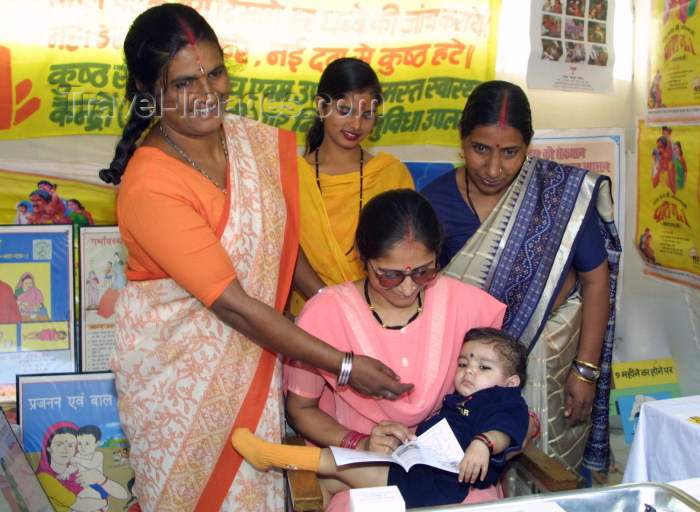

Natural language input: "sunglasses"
[368,261,440,289]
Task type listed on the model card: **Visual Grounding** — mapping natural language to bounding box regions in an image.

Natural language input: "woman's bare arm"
[285,392,415,454]
[292,247,326,299]
[565,260,610,427]
[210,279,413,398]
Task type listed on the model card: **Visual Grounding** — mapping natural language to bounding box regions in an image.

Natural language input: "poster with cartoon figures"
[527,0,615,93]
[646,0,700,124]
[0,169,116,229]
[17,372,138,512]
[0,225,75,404]
[78,227,128,372]
[617,391,673,443]
[636,120,700,288]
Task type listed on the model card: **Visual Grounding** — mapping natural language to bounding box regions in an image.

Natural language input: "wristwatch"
[571,360,601,381]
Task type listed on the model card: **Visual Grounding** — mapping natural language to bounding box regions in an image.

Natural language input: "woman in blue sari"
[422,80,621,480]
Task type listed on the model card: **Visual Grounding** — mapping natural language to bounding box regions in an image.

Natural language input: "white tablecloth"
[670,478,700,501]
[623,395,700,483]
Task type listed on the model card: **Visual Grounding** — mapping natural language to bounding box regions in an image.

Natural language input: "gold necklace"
[159,124,228,195]
[315,146,363,256]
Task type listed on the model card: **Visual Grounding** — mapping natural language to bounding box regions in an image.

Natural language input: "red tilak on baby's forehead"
[178,18,205,75]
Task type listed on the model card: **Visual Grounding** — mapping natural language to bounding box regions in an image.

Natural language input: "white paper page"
[408,418,463,474]
[330,418,463,473]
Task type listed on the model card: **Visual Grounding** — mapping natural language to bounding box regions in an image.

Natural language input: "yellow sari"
[289,151,414,315]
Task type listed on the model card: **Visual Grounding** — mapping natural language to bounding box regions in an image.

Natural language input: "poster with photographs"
[527,0,615,93]
[78,226,128,372]
[0,407,54,511]
[0,225,75,405]
[17,372,138,512]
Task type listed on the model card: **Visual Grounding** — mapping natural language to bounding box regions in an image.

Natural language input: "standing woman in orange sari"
[98,5,412,511]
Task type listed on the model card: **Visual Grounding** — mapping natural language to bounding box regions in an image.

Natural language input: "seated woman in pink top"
[285,189,518,509]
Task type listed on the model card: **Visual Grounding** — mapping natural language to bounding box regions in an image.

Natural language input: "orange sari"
[112,116,298,512]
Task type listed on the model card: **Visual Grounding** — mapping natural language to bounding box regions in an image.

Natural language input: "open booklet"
[329,418,463,474]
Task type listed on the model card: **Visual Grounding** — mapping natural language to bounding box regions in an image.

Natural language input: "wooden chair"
[283,435,580,512]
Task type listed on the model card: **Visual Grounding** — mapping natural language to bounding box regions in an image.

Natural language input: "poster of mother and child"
[17,372,138,512]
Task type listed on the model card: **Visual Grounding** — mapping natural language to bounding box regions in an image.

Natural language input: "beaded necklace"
[364,278,422,330]
[159,124,228,195]
[464,168,479,220]
[315,146,363,256]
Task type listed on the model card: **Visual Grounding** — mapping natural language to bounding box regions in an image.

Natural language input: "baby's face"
[454,340,519,396]
[77,434,97,454]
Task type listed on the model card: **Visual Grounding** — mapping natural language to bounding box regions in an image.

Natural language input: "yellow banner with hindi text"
[0,0,500,146]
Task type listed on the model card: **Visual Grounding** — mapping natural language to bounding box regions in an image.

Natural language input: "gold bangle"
[573,359,600,371]
[571,370,596,384]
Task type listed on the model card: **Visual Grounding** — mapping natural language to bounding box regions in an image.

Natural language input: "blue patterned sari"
[444,156,621,472]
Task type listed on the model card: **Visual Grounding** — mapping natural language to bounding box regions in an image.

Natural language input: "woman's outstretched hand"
[348,354,414,399]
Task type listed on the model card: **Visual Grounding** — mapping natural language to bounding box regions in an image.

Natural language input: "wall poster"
[636,120,700,289]
[17,371,137,512]
[527,0,615,93]
[646,0,700,124]
[78,226,128,372]
[0,225,75,405]
[529,127,625,240]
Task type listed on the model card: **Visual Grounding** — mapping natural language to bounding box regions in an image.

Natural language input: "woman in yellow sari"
[289,58,414,315]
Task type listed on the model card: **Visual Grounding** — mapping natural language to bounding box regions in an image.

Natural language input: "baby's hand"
[457,440,490,483]
[57,468,74,481]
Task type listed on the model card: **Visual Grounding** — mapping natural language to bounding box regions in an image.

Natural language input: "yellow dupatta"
[289,151,414,315]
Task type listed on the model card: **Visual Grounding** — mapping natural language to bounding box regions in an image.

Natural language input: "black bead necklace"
[315,146,364,256]
[464,167,479,220]
[364,278,422,330]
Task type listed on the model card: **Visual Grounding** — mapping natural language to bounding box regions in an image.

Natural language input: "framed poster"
[0,407,54,512]
[0,225,75,405]
[645,0,700,124]
[529,127,625,241]
[636,121,700,289]
[617,391,673,443]
[17,372,137,512]
[78,226,128,372]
